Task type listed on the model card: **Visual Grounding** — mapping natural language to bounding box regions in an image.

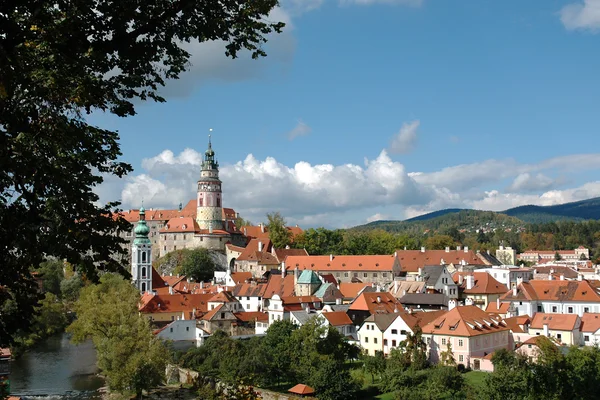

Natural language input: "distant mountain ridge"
[353,197,600,231]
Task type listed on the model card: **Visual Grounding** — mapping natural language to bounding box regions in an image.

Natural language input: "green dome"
[133,208,151,245]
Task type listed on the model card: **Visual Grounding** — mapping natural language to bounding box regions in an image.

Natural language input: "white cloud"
[507,173,556,193]
[560,0,600,31]
[287,120,312,140]
[389,120,420,154]
[367,213,392,223]
[94,147,600,228]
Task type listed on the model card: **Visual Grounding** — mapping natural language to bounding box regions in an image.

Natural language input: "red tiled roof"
[273,247,309,262]
[339,282,371,299]
[232,282,267,297]
[233,312,269,323]
[208,291,238,303]
[0,348,11,358]
[485,301,511,314]
[285,255,397,272]
[263,274,295,299]
[222,208,236,220]
[161,275,187,287]
[500,280,600,302]
[530,313,580,331]
[453,272,508,294]
[139,293,213,316]
[421,306,509,337]
[237,238,273,261]
[226,243,246,253]
[503,316,530,334]
[349,292,404,314]
[201,304,224,321]
[161,217,200,233]
[281,295,321,305]
[533,266,579,279]
[288,384,315,395]
[320,311,353,326]
[580,313,600,333]
[230,272,253,284]
[395,249,485,273]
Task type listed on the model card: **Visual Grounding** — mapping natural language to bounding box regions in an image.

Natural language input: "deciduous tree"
[0,0,285,346]
[266,212,292,249]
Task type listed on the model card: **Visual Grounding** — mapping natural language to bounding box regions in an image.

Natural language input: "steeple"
[134,206,151,245]
[202,135,219,171]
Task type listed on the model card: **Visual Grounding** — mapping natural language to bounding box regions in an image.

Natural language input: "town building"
[500,279,600,318]
[421,305,511,369]
[131,206,153,293]
[395,247,497,277]
[477,266,533,287]
[453,272,508,310]
[580,313,600,346]
[495,245,517,265]
[347,291,404,326]
[283,254,400,286]
[419,265,459,298]
[528,313,582,346]
[518,247,590,263]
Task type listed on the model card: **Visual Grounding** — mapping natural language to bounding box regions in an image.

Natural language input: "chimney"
[260,223,265,233]
[236,212,240,219]
[543,323,549,336]
[499,245,504,250]
[464,246,469,253]
[258,241,263,252]
[192,307,197,319]
[456,246,461,251]
[294,267,299,285]
[421,246,425,253]
[394,280,399,294]
[517,277,523,286]
[169,286,173,295]
[336,298,342,305]
[394,251,398,257]
[285,244,290,249]
[404,246,407,251]
[281,262,286,277]
[466,274,474,290]
[578,274,583,281]
[305,305,311,313]
[244,227,247,236]
[458,274,464,285]
[496,297,500,310]
[394,306,399,313]
[418,267,422,280]
[376,296,381,303]
[330,254,333,261]
[445,246,450,253]
[548,274,554,281]
[402,289,407,296]
[560,274,565,281]
[208,222,213,234]
[512,283,517,297]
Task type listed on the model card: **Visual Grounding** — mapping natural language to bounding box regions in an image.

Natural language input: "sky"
[93,0,600,228]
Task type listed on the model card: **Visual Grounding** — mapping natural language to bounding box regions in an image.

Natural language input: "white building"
[156,319,210,349]
[478,266,533,287]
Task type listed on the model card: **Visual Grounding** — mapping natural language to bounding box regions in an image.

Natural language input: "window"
[247,296,250,300]
[336,273,340,277]
[220,313,225,319]
[186,327,189,332]
[383,339,388,346]
[344,273,349,277]
[170,328,173,333]
[163,246,166,251]
[364,273,368,278]
[552,306,558,313]
[383,273,388,277]
[536,332,540,336]
[458,339,464,347]
[183,235,187,240]
[141,267,147,278]
[141,282,146,292]
[568,307,574,314]
[537,305,543,312]
[585,307,590,313]
[392,340,397,347]
[171,316,175,321]
[391,329,398,334]
[442,338,446,345]
[557,334,562,340]
[459,355,463,362]
[354,273,358,277]
[364,337,369,343]
[401,330,407,335]
[528,344,532,349]
[174,245,177,250]
[585,335,590,341]
[141,252,146,263]
[217,198,221,207]
[373,273,377,278]
[247,304,250,309]
[374,338,378,344]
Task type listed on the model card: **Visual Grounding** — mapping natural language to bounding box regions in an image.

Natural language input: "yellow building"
[528,313,582,346]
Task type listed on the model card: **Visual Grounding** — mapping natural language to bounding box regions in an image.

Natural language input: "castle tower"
[196,135,223,230]
[132,206,153,293]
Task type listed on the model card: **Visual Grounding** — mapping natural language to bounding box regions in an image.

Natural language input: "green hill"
[352,197,600,232]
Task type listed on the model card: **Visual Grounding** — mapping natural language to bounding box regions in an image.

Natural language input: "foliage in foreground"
[180,319,360,400]
[67,273,168,396]
[0,0,285,347]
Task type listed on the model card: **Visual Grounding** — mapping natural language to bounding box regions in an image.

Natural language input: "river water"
[9,333,104,399]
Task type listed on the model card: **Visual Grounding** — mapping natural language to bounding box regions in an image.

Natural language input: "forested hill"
[353,197,600,232]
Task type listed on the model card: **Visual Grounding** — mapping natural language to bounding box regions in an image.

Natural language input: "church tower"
[132,206,153,293]
[196,136,224,231]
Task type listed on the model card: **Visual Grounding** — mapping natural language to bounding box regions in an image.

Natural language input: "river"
[9,333,104,399]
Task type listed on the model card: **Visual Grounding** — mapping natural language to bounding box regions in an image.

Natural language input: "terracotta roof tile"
[273,247,309,262]
[285,255,397,272]
[395,249,485,273]
[421,306,509,337]
[208,291,238,303]
[349,292,404,314]
[288,384,315,395]
[236,238,273,261]
[501,280,600,303]
[263,274,295,299]
[232,282,267,297]
[580,313,600,333]
[233,311,268,322]
[230,272,253,284]
[453,272,508,294]
[530,313,580,331]
[201,304,224,321]
[139,293,213,316]
[321,311,353,326]
[339,282,371,299]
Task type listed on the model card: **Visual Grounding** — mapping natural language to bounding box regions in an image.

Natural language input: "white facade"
[132,242,152,293]
[508,298,600,318]
[382,316,415,355]
[479,267,532,287]
[266,295,287,325]
[156,320,210,348]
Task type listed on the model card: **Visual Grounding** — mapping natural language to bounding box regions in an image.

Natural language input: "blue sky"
[93,0,600,228]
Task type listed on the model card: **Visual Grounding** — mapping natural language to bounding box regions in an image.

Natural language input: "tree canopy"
[0,0,285,346]
[266,212,292,249]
